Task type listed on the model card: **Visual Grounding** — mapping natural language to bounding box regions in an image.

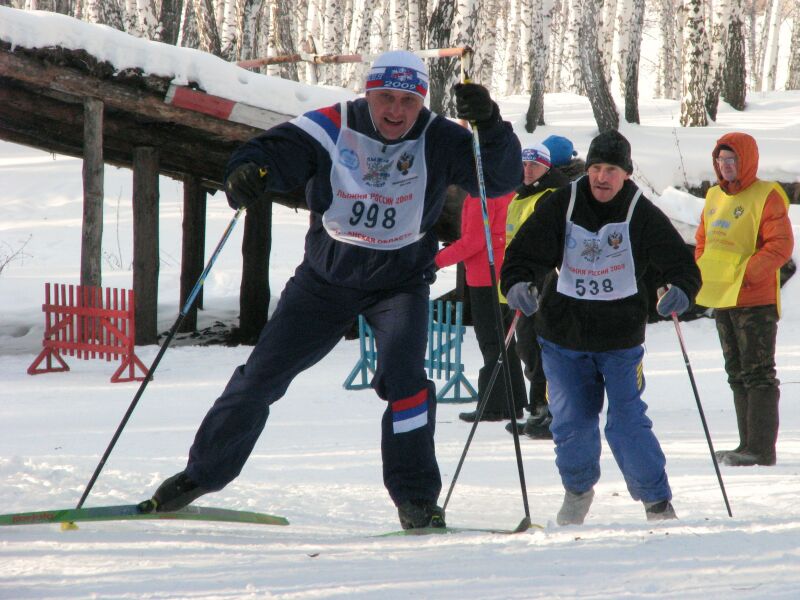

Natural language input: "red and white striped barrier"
[165,84,286,130]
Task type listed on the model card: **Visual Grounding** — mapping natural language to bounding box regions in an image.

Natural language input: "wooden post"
[81,97,103,288]
[238,197,272,343]
[132,147,160,345]
[178,176,207,333]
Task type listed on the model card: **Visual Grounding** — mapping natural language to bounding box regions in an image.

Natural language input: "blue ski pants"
[539,338,671,503]
[186,262,442,506]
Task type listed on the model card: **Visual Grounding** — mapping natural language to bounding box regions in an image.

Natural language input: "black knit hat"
[585,130,633,174]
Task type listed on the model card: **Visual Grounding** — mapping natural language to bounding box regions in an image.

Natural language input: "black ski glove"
[454,83,497,127]
[225,162,267,210]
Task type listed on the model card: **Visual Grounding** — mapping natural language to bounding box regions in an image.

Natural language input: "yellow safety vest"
[500,187,557,303]
[696,180,788,310]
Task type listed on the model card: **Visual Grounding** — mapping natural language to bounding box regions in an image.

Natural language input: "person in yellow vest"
[695,132,794,467]
[504,137,575,439]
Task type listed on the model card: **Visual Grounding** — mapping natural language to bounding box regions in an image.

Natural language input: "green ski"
[0,504,289,527]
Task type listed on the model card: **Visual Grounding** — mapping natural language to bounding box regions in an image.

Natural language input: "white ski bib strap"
[556,181,641,301]
[323,103,432,250]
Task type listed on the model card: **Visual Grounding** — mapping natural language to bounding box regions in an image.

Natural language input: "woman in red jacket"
[435,192,526,422]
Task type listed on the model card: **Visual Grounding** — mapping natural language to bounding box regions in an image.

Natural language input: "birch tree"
[219,0,239,59]
[318,0,343,84]
[343,0,377,90]
[135,0,160,39]
[518,0,534,96]
[85,0,125,30]
[579,0,618,132]
[679,0,708,126]
[617,0,645,123]
[525,0,552,131]
[390,0,407,49]
[601,0,618,85]
[722,0,746,110]
[407,0,421,51]
[428,0,457,115]
[562,0,584,93]
[268,0,299,80]
[752,0,773,91]
[158,0,182,44]
[472,0,500,87]
[123,0,139,34]
[547,0,567,92]
[194,0,222,55]
[177,0,199,48]
[445,0,479,115]
[763,0,782,91]
[705,0,730,121]
[233,0,263,61]
[303,0,322,83]
[788,2,800,90]
[500,0,521,97]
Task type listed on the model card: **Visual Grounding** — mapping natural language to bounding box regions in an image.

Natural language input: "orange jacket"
[435,192,514,287]
[695,132,794,307]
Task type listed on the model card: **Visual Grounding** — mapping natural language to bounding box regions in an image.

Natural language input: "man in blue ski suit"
[501,130,701,524]
[143,50,521,529]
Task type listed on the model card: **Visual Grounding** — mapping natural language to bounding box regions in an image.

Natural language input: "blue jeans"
[539,338,671,502]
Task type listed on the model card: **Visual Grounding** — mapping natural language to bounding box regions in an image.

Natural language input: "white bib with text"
[323,103,432,250]
[556,181,641,301]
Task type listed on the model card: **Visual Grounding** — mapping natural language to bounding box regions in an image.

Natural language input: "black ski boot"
[138,471,210,513]
[397,499,446,530]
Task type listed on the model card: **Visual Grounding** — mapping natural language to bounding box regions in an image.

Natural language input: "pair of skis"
[0,503,540,536]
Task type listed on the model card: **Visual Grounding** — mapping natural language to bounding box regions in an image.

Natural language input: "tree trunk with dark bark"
[579,0,619,133]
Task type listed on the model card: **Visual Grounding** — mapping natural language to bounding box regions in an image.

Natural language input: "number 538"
[575,278,613,296]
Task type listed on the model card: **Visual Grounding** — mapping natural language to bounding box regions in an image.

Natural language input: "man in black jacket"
[501,130,701,524]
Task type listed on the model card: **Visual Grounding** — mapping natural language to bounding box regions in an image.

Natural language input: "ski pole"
[443,312,523,516]
[75,207,246,511]
[450,51,530,531]
[671,312,733,517]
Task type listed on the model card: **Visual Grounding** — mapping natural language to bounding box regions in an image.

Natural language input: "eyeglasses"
[716,156,737,165]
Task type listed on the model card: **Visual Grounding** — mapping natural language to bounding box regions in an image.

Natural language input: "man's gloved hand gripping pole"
[225,162,269,210]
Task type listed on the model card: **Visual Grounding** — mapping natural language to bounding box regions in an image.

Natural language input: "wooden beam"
[0,49,273,142]
[238,198,272,343]
[178,176,207,333]
[0,83,310,207]
[132,147,160,345]
[81,97,104,288]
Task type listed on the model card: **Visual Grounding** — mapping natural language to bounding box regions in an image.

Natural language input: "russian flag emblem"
[392,389,429,434]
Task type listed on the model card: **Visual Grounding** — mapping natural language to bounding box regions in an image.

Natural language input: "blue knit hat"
[542,135,577,167]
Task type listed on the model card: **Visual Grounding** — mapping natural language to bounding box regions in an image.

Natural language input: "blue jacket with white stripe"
[226,97,522,290]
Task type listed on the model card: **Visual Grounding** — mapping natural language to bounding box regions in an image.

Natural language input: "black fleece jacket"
[501,176,701,352]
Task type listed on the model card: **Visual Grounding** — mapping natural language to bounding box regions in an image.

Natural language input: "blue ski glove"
[506,282,539,317]
[225,163,268,209]
[656,285,690,317]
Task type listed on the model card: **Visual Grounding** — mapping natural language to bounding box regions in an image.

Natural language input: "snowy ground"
[2,130,800,597]
[3,9,800,599]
